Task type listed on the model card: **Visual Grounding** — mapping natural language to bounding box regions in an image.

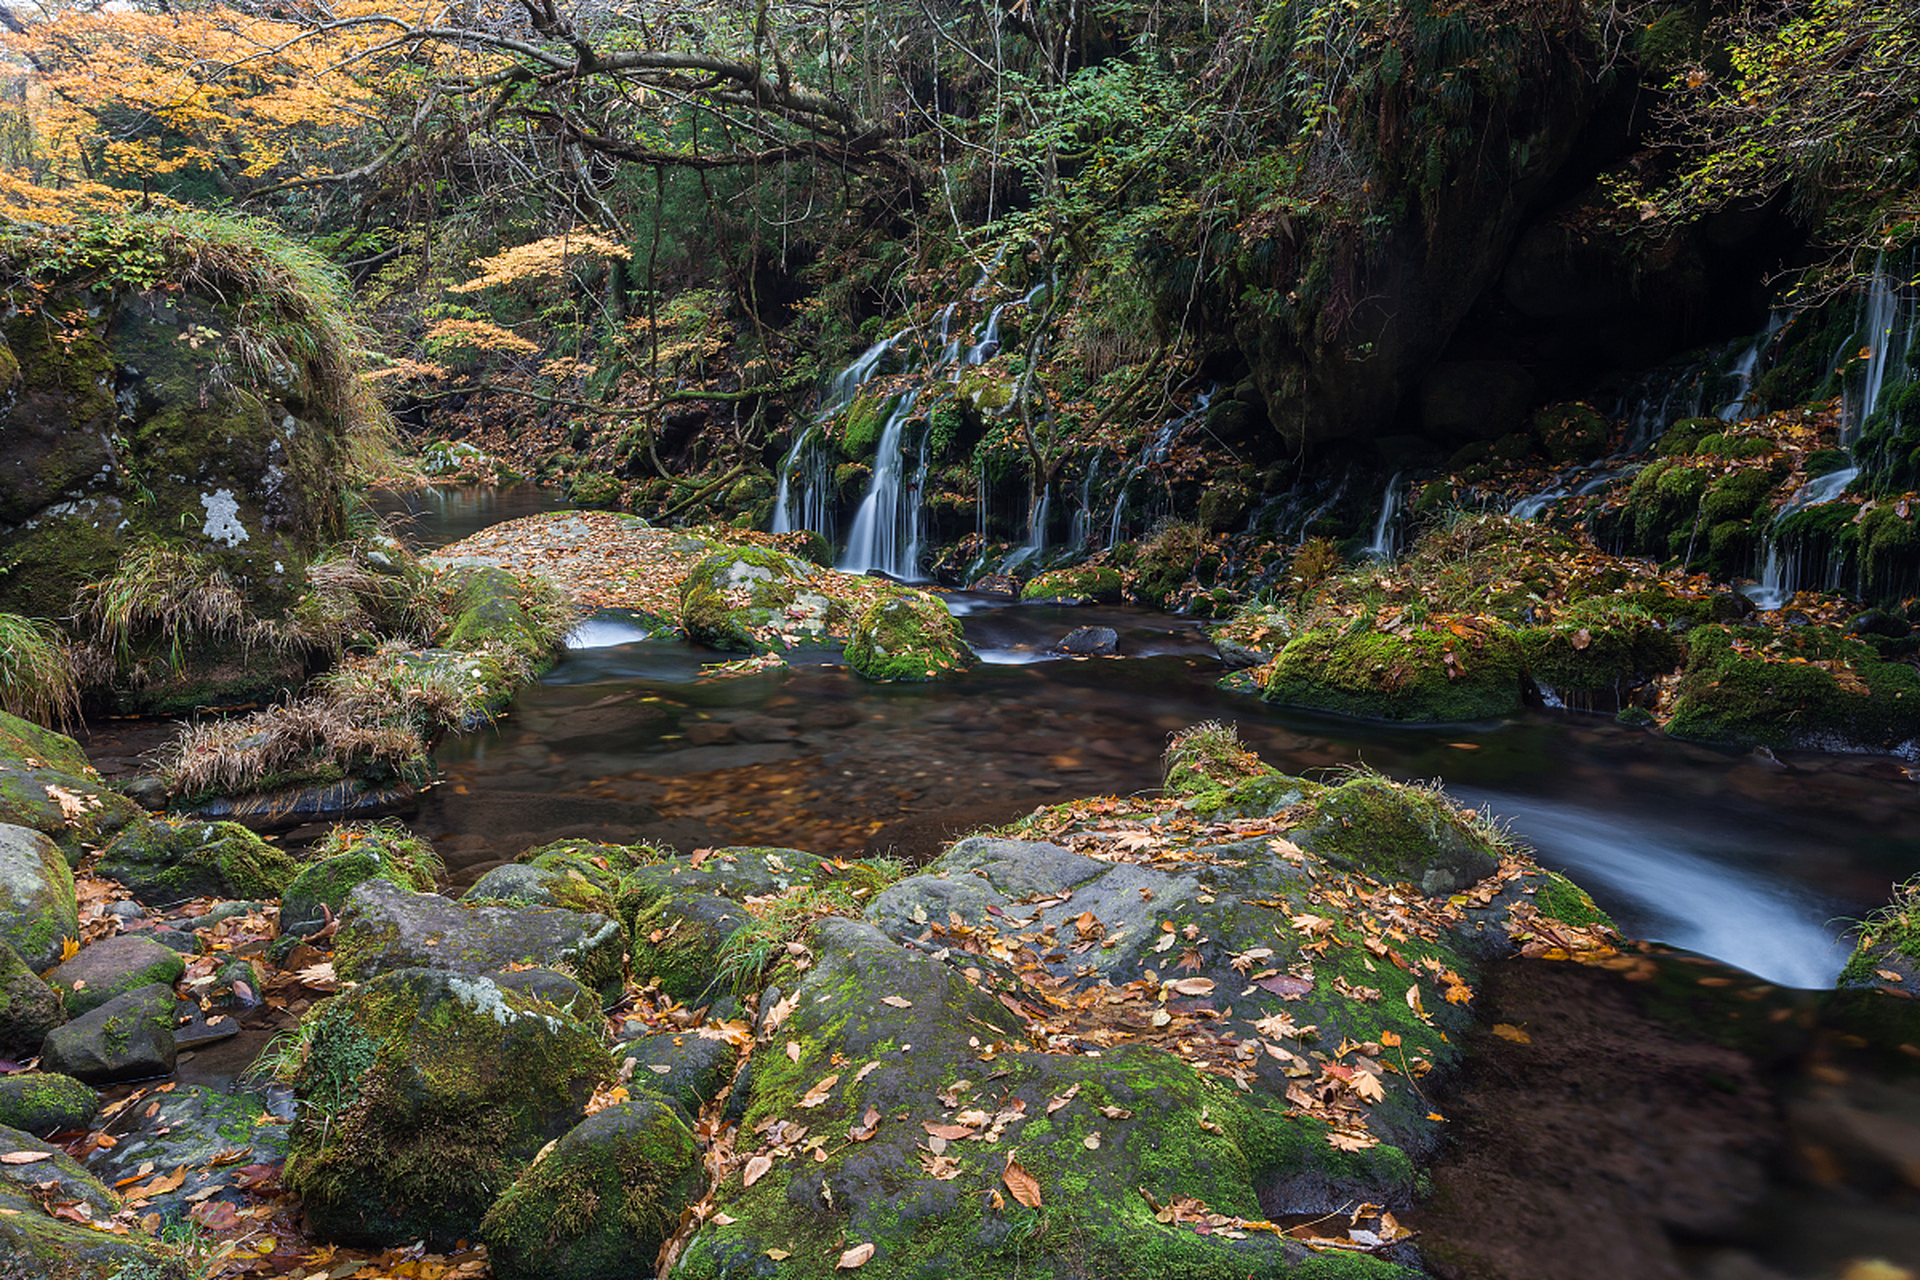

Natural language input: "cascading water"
[1745,464,1860,608]
[1845,254,1914,439]
[1363,472,1403,559]
[774,329,911,536]
[1104,391,1213,548]
[1002,486,1052,571]
[1068,457,1101,550]
[839,390,926,578]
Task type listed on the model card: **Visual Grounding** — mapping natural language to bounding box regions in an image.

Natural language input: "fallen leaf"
[837,1242,876,1269]
[880,996,913,1008]
[1166,977,1215,997]
[0,1152,51,1165]
[1002,1157,1043,1208]
[797,1075,840,1108]
[766,1248,792,1260]
[1491,1024,1532,1044]
[1083,1132,1101,1149]
[742,1155,773,1187]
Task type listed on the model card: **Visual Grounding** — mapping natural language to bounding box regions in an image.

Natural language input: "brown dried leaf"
[742,1154,774,1187]
[1002,1157,1043,1208]
[837,1242,876,1269]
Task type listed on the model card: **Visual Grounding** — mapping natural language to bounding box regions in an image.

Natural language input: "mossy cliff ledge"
[0,214,378,709]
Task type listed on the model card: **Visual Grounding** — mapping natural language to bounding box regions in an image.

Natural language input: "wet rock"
[0,712,150,865]
[1292,772,1499,894]
[684,722,735,746]
[628,895,755,1002]
[728,714,797,743]
[1262,619,1526,722]
[463,863,616,917]
[618,847,825,917]
[96,817,300,906]
[680,545,850,653]
[45,935,186,1017]
[492,968,602,1022]
[966,573,1018,597]
[334,879,626,996]
[1020,566,1123,605]
[1053,625,1118,656]
[278,839,439,956]
[180,778,420,833]
[0,824,78,971]
[85,1085,290,1220]
[39,983,176,1084]
[0,1072,97,1136]
[480,1096,704,1280]
[0,938,65,1059]
[284,967,611,1248]
[1849,607,1911,639]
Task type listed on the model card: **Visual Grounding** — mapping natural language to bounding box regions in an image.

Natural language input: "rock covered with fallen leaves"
[0,711,151,865]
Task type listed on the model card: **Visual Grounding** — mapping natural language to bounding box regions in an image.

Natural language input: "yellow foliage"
[422,319,538,355]
[450,232,632,294]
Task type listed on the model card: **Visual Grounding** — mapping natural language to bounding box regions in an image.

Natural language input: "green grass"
[0,613,79,726]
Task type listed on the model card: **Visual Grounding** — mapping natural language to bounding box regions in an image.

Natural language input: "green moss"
[1264,622,1524,722]
[1667,624,1920,751]
[679,546,848,654]
[843,589,976,682]
[1516,605,1682,702]
[1020,565,1124,603]
[1293,774,1502,893]
[1534,871,1613,929]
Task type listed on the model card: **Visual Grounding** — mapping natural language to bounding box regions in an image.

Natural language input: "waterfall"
[1002,485,1052,571]
[770,427,811,535]
[1069,457,1101,550]
[1744,464,1859,608]
[1102,390,1213,548]
[822,329,909,415]
[1845,255,1913,438]
[838,390,926,578]
[1363,472,1403,559]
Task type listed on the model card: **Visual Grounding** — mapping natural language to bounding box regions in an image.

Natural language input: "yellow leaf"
[1491,1023,1532,1044]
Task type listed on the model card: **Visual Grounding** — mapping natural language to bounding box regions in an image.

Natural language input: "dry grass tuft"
[0,613,79,727]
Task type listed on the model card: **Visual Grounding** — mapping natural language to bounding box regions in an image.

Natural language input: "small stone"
[44,934,187,1017]
[38,983,176,1084]
[0,1072,97,1136]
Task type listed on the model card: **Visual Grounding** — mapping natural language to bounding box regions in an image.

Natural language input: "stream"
[384,486,1920,993]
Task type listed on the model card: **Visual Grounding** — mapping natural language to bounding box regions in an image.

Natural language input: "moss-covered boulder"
[283,967,612,1248]
[0,1072,97,1136]
[277,823,441,949]
[1262,619,1525,722]
[0,711,148,865]
[440,565,571,668]
[1666,624,1920,752]
[842,588,976,682]
[95,816,299,906]
[1291,773,1502,895]
[0,942,65,1061]
[43,935,185,1017]
[0,824,77,971]
[1210,604,1294,668]
[679,546,851,653]
[0,213,372,708]
[38,982,175,1085]
[480,1095,705,1280]
[1516,606,1683,708]
[1019,565,1124,604]
[334,879,626,997]
[627,895,755,1003]
[618,847,827,925]
[610,1031,740,1121]
[1531,401,1613,463]
[1160,723,1322,820]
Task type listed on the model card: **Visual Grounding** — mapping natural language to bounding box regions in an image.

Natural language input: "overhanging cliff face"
[0,283,348,624]
[1228,48,1609,449]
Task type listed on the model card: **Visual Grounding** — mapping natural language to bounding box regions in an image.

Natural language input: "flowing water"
[395,486,1920,992]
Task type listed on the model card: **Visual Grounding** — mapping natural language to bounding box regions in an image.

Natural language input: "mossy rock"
[0,941,66,1061]
[283,967,613,1248]
[1534,871,1614,930]
[480,1095,704,1280]
[0,712,149,866]
[1516,608,1682,704]
[440,565,568,667]
[617,848,828,924]
[843,588,976,683]
[0,824,78,971]
[1292,774,1501,895]
[463,863,617,918]
[627,895,756,1003]
[0,1072,97,1136]
[334,879,626,998]
[1262,622,1525,722]
[38,983,175,1085]
[610,1031,739,1121]
[1020,565,1124,605]
[1666,624,1920,752]
[1531,401,1612,464]
[44,935,185,1017]
[1210,605,1294,667]
[679,545,850,654]
[0,1120,188,1279]
[278,824,442,950]
[96,816,299,906]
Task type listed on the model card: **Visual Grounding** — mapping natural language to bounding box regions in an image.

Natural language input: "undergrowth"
[0,612,79,726]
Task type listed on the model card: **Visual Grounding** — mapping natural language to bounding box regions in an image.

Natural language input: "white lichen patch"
[448,974,562,1031]
[200,489,249,546]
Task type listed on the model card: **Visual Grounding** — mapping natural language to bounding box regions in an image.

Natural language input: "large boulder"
[0,1073,97,1136]
[0,825,77,971]
[678,545,851,653]
[0,1123,184,1280]
[480,1095,704,1280]
[842,587,977,682]
[1262,618,1525,722]
[0,214,363,709]
[95,816,299,906]
[283,967,612,1247]
[277,823,441,949]
[334,879,625,997]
